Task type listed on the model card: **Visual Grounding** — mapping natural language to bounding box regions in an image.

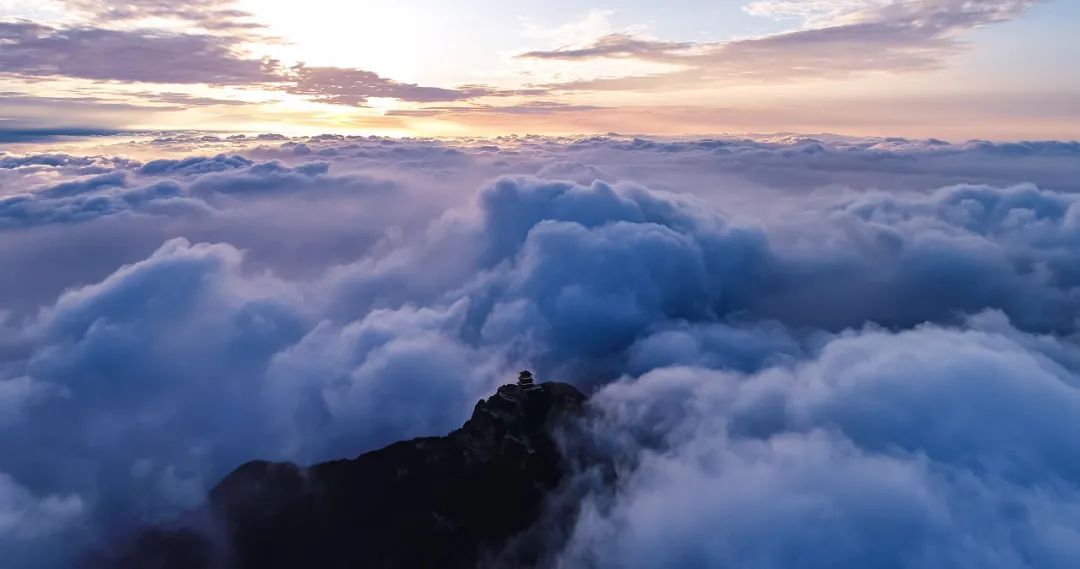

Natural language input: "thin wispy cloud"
[517,33,694,61]
[283,65,499,106]
[63,0,265,31]
[522,0,1039,90]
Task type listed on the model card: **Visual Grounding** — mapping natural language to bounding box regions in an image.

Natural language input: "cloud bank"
[0,133,1079,567]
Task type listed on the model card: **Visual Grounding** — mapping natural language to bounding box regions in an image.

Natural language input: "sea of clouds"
[1,132,1079,567]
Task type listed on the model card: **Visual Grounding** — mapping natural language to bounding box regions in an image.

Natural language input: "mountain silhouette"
[94,381,587,569]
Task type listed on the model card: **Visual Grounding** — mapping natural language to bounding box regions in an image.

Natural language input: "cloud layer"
[0,133,1079,567]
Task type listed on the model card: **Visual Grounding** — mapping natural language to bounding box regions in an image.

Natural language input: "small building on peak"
[517,370,535,387]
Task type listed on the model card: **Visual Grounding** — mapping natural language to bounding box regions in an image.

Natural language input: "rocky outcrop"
[95,382,586,569]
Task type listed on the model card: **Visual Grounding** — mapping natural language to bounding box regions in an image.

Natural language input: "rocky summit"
[95,382,586,569]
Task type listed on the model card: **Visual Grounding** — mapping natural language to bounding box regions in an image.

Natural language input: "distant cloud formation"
[1,133,1079,567]
[522,0,1039,89]
[284,65,498,106]
[518,33,693,61]
[386,101,601,118]
[62,0,265,31]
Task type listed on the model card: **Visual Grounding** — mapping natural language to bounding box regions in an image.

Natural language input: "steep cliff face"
[96,382,586,569]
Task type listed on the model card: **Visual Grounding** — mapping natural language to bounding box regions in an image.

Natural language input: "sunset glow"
[1,0,1076,139]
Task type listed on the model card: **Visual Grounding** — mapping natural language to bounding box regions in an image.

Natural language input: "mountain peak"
[96,381,586,569]
[460,381,586,447]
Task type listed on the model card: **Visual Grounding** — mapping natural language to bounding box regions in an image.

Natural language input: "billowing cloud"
[553,315,1080,568]
[0,155,395,229]
[0,471,84,569]
[0,133,1078,567]
[137,154,253,176]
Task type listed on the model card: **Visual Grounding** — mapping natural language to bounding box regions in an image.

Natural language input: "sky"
[0,0,1078,139]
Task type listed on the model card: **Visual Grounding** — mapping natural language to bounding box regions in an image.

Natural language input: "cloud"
[0,179,199,229]
[0,22,279,85]
[0,472,84,540]
[63,0,263,32]
[137,154,253,176]
[0,24,506,108]
[284,65,497,107]
[127,91,263,107]
[553,316,1080,568]
[0,152,118,170]
[517,33,693,61]
[0,471,84,569]
[387,101,602,118]
[0,133,1078,567]
[0,154,399,227]
[0,239,307,530]
[744,0,1029,28]
[0,236,503,565]
[186,159,394,197]
[522,0,1038,90]
[39,171,127,198]
[0,376,63,428]
[0,91,191,134]
[261,299,499,460]
[743,0,889,23]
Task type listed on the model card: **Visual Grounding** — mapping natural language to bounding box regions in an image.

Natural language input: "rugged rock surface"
[95,381,586,569]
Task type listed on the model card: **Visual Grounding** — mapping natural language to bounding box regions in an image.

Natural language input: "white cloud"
[557,318,1080,567]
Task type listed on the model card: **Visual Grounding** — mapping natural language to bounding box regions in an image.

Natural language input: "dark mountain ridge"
[94,381,587,569]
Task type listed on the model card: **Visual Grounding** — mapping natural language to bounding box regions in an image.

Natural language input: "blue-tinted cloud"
[0,127,131,143]
[137,154,253,176]
[556,317,1080,568]
[0,156,393,230]
[0,134,1078,567]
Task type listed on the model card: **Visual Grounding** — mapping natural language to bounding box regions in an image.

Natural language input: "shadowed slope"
[97,382,586,569]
